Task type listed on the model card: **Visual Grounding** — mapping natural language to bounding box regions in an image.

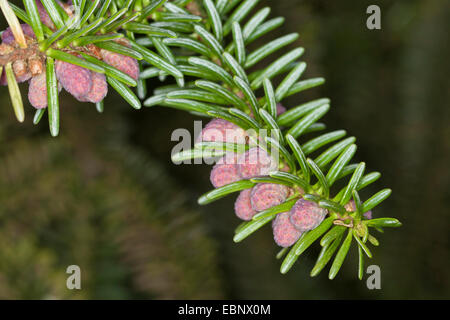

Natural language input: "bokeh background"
[0,0,448,299]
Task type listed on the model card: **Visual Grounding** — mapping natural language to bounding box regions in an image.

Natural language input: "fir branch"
[0,0,402,280]
[141,0,402,279]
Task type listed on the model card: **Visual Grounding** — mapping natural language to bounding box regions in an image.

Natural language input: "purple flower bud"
[237,147,278,179]
[100,49,139,81]
[1,24,35,45]
[1,32,14,46]
[78,71,107,103]
[36,1,73,29]
[250,183,290,212]
[36,1,55,29]
[234,189,257,221]
[272,212,302,247]
[197,118,247,144]
[289,199,327,232]
[28,72,47,109]
[55,57,93,100]
[210,162,240,188]
[28,72,62,109]
[217,151,240,165]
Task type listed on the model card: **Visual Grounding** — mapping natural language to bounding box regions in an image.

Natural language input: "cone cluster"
[0,0,139,109]
[199,111,356,248]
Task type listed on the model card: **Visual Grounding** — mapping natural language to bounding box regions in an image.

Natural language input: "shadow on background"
[0,0,448,299]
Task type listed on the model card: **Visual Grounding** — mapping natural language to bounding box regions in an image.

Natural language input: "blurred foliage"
[0,0,449,299]
[0,106,224,299]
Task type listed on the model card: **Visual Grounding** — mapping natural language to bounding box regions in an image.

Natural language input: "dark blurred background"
[0,0,448,299]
